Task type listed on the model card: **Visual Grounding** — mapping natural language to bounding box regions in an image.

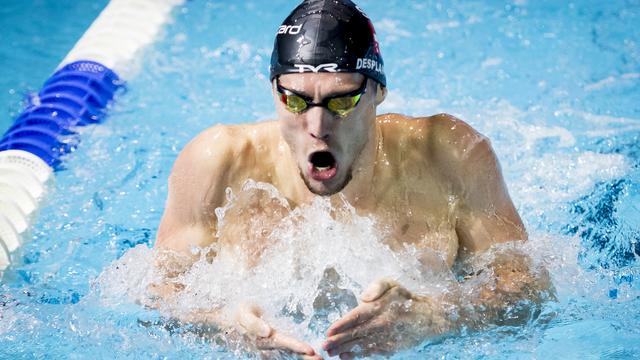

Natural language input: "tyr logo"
[277,25,302,35]
[293,63,339,73]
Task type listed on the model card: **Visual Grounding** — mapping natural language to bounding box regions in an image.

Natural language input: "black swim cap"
[270,0,386,87]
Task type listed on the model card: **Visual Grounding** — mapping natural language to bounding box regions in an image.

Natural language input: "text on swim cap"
[277,25,302,35]
[356,58,384,73]
[293,63,338,73]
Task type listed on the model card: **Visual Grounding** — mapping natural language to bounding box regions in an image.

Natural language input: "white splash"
[96,181,456,347]
[585,72,640,91]
[510,151,628,213]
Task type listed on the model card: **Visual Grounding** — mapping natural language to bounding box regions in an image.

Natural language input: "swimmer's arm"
[323,250,554,358]
[323,119,553,357]
[322,240,552,356]
[150,126,234,307]
[155,125,234,255]
[447,121,554,328]
[444,248,554,330]
[150,127,321,359]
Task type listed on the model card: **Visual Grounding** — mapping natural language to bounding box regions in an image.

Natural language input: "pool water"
[0,0,109,133]
[1,0,639,359]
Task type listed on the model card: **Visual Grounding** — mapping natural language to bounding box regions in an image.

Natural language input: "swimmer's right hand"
[235,303,323,360]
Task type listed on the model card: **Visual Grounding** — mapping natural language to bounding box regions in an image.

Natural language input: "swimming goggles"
[276,79,367,117]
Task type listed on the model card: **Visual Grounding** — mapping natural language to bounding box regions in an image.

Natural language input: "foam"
[92,89,637,354]
[94,178,593,357]
[554,108,640,126]
[96,181,461,348]
[512,151,628,211]
[585,72,640,91]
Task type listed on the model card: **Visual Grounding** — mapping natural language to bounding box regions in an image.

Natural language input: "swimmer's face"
[274,72,379,196]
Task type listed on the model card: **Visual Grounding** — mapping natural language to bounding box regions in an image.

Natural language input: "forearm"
[416,250,555,336]
[145,248,229,328]
[146,282,241,347]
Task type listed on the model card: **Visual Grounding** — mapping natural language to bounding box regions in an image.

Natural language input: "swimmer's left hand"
[322,279,448,359]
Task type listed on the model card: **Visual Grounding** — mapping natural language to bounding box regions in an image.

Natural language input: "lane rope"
[0,0,184,273]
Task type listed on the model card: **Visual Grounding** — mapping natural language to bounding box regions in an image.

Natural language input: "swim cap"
[270,0,386,87]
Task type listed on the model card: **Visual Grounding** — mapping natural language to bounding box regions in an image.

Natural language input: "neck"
[336,115,380,208]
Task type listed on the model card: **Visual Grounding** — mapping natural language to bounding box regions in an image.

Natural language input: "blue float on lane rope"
[0,60,121,168]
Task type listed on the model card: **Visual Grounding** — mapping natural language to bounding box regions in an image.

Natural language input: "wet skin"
[154,73,550,359]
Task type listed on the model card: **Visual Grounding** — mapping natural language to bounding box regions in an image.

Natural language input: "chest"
[361,179,461,267]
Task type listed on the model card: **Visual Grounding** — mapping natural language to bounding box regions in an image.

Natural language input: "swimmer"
[153,0,553,358]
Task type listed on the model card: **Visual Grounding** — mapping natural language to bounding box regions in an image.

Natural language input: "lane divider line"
[0,0,185,274]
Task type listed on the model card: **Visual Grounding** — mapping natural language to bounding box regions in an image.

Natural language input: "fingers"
[326,335,381,358]
[360,278,398,302]
[234,303,321,358]
[256,330,316,355]
[323,329,363,354]
[324,320,385,356]
[326,337,361,358]
[326,303,377,337]
[236,303,271,338]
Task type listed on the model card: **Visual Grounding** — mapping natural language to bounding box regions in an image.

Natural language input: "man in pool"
[153,0,552,359]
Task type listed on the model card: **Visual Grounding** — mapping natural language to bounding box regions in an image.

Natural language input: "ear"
[374,83,387,105]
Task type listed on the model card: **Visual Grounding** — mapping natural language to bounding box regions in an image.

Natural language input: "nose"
[306,107,332,141]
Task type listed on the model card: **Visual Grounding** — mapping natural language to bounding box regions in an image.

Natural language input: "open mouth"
[308,151,338,181]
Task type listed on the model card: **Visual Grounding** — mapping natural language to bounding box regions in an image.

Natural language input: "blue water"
[1,0,639,359]
[0,0,109,133]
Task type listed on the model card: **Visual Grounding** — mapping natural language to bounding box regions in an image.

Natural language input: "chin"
[300,169,353,196]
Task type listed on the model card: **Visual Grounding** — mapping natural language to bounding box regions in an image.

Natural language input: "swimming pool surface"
[1,1,639,358]
[0,0,108,133]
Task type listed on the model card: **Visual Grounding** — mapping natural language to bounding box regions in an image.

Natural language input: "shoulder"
[419,114,495,178]
[168,121,278,201]
[173,120,278,175]
[421,113,490,161]
[171,124,235,180]
[378,113,498,192]
[377,112,492,163]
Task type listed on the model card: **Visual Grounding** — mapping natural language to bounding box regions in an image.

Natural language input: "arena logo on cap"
[293,63,338,73]
[356,58,384,73]
[277,25,302,35]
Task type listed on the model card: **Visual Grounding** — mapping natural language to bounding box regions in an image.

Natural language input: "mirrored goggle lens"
[280,93,308,113]
[327,94,362,116]
[278,89,363,116]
